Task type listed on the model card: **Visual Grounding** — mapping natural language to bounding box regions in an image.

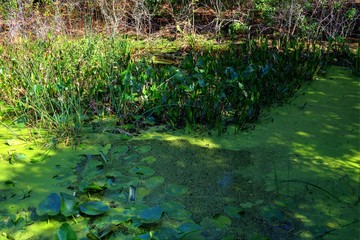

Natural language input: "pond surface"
[0,66,359,239]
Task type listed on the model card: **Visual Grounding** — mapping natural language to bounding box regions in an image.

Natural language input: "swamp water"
[0,66,359,239]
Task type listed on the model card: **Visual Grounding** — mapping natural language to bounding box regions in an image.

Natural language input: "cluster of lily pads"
[34,142,281,240]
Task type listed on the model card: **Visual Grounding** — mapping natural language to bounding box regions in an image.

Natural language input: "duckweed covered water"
[0,66,359,239]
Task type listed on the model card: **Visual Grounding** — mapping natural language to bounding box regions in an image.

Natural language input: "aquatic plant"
[0,35,325,138]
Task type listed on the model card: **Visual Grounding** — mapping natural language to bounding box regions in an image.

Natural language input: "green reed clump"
[0,35,325,138]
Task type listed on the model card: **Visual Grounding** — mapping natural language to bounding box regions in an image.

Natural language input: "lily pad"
[113,145,129,155]
[82,160,104,179]
[129,166,155,177]
[37,193,62,216]
[135,205,163,223]
[224,205,244,219]
[143,176,164,189]
[123,154,139,161]
[60,192,79,217]
[167,209,192,220]
[212,215,231,229]
[141,156,157,164]
[79,201,109,216]
[153,227,178,240]
[161,200,186,212]
[177,220,202,238]
[166,184,188,196]
[240,202,253,209]
[56,223,77,240]
[135,145,152,154]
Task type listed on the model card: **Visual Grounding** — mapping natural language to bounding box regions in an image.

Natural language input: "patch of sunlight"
[299,231,313,239]
[294,213,312,225]
[296,131,312,137]
[13,219,61,239]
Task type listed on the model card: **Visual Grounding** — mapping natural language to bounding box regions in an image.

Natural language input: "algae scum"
[0,66,359,239]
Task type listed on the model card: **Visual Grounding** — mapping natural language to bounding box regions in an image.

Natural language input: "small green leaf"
[166,184,188,196]
[37,193,62,216]
[113,145,129,155]
[240,202,253,208]
[135,145,152,154]
[141,156,157,164]
[143,176,164,189]
[129,166,155,177]
[80,201,109,216]
[224,205,244,219]
[56,223,77,240]
[212,215,231,229]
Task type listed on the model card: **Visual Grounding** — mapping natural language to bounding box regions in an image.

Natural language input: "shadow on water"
[0,66,359,239]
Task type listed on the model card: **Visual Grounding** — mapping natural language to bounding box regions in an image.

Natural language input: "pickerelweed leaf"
[37,193,62,216]
[60,192,78,217]
[79,201,109,216]
[56,223,77,240]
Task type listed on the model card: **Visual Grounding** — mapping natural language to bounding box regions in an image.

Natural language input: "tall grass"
[0,35,326,139]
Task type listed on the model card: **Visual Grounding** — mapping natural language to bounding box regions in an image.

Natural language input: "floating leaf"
[79,180,107,193]
[153,227,178,240]
[37,193,62,216]
[224,205,244,219]
[123,154,139,161]
[143,176,164,189]
[161,200,185,212]
[166,184,188,196]
[167,209,192,220]
[113,145,129,155]
[141,156,157,164]
[60,192,78,217]
[80,201,109,216]
[129,166,155,177]
[177,220,202,238]
[107,176,139,190]
[135,205,163,223]
[212,215,231,229]
[56,223,77,240]
[240,202,253,209]
[82,160,103,179]
[135,145,152,154]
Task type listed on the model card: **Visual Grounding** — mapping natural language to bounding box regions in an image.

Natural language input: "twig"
[313,219,360,239]
[279,179,342,202]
